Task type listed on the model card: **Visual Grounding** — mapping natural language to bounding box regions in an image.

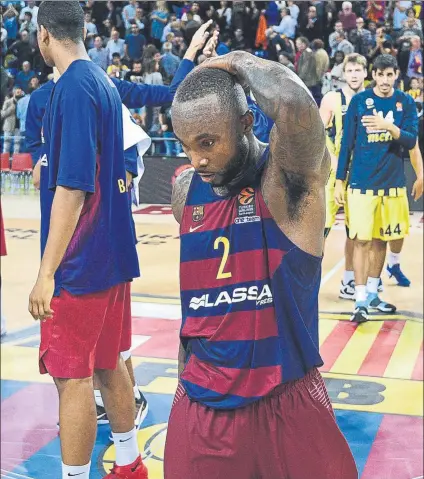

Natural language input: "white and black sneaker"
[339,280,355,300]
[350,306,369,323]
[97,404,109,425]
[368,295,396,314]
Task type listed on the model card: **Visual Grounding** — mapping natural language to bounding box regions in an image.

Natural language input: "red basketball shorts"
[39,282,132,378]
[164,369,358,479]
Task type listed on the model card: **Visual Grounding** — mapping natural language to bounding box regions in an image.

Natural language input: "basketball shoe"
[104,456,148,479]
[386,263,411,287]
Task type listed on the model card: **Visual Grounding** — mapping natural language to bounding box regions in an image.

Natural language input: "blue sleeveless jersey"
[179,150,324,409]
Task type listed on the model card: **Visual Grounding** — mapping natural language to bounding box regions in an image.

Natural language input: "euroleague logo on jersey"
[238,187,255,205]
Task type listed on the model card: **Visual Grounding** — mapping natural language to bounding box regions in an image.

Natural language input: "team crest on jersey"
[396,102,403,112]
[235,187,260,224]
[366,98,374,109]
[192,205,204,222]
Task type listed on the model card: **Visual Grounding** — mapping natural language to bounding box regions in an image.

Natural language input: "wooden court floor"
[1,194,423,479]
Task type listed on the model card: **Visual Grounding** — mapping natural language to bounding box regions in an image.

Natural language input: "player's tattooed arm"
[171,167,194,224]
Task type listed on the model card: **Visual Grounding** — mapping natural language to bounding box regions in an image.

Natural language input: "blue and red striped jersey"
[179,150,324,409]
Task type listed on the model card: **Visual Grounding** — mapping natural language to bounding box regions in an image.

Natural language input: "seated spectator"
[338,2,357,32]
[217,33,232,56]
[407,77,423,100]
[84,11,98,49]
[125,59,143,82]
[125,23,146,62]
[329,21,345,57]
[349,17,372,56]
[106,29,125,62]
[88,36,109,71]
[107,53,129,79]
[8,30,33,66]
[15,61,35,93]
[161,42,180,82]
[335,31,355,55]
[272,8,296,39]
[122,0,138,31]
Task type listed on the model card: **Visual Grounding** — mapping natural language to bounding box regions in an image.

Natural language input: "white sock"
[388,252,400,267]
[94,389,104,408]
[62,462,90,479]
[367,277,380,295]
[133,385,141,400]
[355,285,367,303]
[112,427,139,466]
[343,270,355,284]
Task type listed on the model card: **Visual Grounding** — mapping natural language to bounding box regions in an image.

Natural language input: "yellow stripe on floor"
[384,321,423,379]
[319,319,338,346]
[331,321,382,375]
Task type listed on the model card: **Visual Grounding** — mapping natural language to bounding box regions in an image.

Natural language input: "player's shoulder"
[56,61,112,95]
[395,89,415,105]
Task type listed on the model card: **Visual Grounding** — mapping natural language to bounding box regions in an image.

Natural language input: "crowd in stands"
[1,0,423,156]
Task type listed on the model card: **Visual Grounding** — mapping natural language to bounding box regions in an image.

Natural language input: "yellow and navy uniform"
[337,89,418,241]
[325,89,348,231]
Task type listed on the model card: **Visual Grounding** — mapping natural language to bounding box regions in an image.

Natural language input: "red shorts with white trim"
[164,368,358,479]
[39,283,131,378]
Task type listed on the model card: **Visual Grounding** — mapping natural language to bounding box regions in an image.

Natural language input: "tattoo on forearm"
[171,168,194,224]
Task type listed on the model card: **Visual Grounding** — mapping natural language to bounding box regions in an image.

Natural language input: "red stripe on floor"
[358,321,405,377]
[412,342,423,381]
[319,321,357,371]
[0,383,59,471]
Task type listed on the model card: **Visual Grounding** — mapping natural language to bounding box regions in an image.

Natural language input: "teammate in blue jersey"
[336,54,419,323]
[165,52,357,478]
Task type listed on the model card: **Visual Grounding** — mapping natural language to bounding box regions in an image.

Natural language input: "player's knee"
[355,239,371,248]
[53,376,92,395]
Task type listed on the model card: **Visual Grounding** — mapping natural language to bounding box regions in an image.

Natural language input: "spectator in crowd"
[134,7,148,33]
[366,1,385,23]
[312,38,330,80]
[106,52,129,79]
[338,2,357,33]
[19,11,36,41]
[122,0,138,31]
[217,1,232,32]
[84,11,98,49]
[404,7,421,29]
[407,76,422,100]
[398,11,423,40]
[329,21,345,57]
[16,86,31,152]
[15,61,35,93]
[88,35,109,71]
[183,11,202,44]
[161,41,180,82]
[3,4,18,47]
[8,29,33,66]
[335,30,355,55]
[287,0,300,23]
[1,22,7,51]
[150,1,169,49]
[125,23,146,62]
[161,14,177,43]
[407,35,423,80]
[19,0,38,25]
[159,103,182,156]
[296,36,322,104]
[232,28,246,51]
[106,29,125,62]
[328,50,346,90]
[278,51,296,71]
[393,1,412,31]
[368,20,378,46]
[125,58,143,82]
[301,5,323,42]
[1,86,23,154]
[172,34,187,58]
[349,17,372,56]
[29,76,39,91]
[271,8,296,40]
[181,2,201,26]
[104,1,125,33]
[217,33,232,56]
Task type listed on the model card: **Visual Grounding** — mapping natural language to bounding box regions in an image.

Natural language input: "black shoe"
[97,404,109,425]
[134,390,149,427]
[351,306,369,323]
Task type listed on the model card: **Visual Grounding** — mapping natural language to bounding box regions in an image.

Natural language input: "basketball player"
[29,2,146,478]
[336,54,418,323]
[164,52,357,478]
[320,53,367,301]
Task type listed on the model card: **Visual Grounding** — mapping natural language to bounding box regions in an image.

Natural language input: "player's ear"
[371,70,377,82]
[394,69,400,81]
[240,110,254,134]
[38,25,49,46]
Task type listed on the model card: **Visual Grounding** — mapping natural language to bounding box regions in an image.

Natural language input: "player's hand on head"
[28,275,55,322]
[334,180,345,206]
[189,20,213,51]
[412,176,423,201]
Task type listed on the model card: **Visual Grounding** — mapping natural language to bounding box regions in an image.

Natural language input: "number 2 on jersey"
[214,236,232,279]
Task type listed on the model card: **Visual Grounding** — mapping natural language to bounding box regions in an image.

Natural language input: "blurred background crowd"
[1,0,423,155]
